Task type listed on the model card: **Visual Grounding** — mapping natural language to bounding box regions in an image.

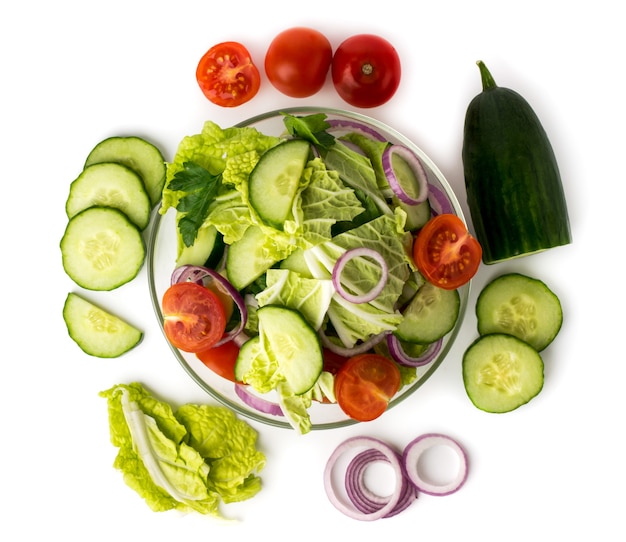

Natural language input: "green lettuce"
[99,383,265,518]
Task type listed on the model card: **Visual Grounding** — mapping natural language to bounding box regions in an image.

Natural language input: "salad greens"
[159,114,425,433]
[100,383,265,517]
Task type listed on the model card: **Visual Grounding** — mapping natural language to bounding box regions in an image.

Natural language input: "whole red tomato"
[265,27,332,98]
[196,41,261,107]
[331,34,401,108]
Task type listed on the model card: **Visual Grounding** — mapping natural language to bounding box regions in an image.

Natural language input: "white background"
[2,1,624,540]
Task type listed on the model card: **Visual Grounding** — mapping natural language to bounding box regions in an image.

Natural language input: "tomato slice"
[196,340,240,382]
[413,214,482,290]
[334,354,401,422]
[162,282,227,352]
[322,348,349,375]
[196,41,260,107]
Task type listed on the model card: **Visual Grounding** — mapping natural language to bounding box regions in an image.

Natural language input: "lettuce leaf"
[99,383,265,518]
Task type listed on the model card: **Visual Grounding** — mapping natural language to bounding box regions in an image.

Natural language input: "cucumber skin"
[462,62,571,264]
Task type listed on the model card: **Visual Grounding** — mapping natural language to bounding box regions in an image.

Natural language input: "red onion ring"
[382,145,429,206]
[326,118,387,142]
[428,184,455,216]
[345,449,418,517]
[234,384,283,417]
[318,329,387,358]
[402,433,469,496]
[386,335,443,367]
[170,264,248,346]
[324,436,406,521]
[332,247,388,304]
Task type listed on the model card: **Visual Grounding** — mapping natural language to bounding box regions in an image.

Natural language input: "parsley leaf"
[282,113,336,153]
[169,161,221,247]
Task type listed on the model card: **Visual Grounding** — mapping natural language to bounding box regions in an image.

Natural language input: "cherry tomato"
[196,340,240,382]
[331,34,401,108]
[322,348,349,375]
[162,282,227,352]
[264,27,332,98]
[196,41,260,107]
[334,353,401,422]
[413,214,482,290]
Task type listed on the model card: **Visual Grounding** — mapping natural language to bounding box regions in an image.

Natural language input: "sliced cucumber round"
[84,135,166,207]
[63,292,143,357]
[66,162,151,230]
[226,225,280,290]
[394,282,460,344]
[257,305,323,395]
[476,273,562,351]
[248,139,310,229]
[60,206,145,291]
[463,333,544,413]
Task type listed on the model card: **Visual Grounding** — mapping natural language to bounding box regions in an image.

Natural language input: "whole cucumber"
[462,61,571,264]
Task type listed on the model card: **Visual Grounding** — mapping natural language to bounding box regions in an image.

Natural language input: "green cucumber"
[463,333,544,413]
[257,305,323,394]
[226,225,280,290]
[394,282,460,344]
[398,197,431,231]
[476,273,562,351]
[60,207,145,291]
[248,139,310,229]
[234,336,262,382]
[462,61,571,264]
[176,223,224,267]
[65,162,151,230]
[84,135,166,207]
[63,292,142,357]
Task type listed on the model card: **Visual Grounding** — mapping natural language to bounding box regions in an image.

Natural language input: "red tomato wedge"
[162,282,227,352]
[335,354,401,422]
[196,41,260,107]
[196,340,240,382]
[413,214,482,290]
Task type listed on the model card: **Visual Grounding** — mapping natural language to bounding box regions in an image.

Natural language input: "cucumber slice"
[60,207,145,291]
[462,333,544,413]
[176,223,223,267]
[476,273,563,351]
[394,282,460,344]
[234,335,262,382]
[63,292,142,357]
[258,305,323,395]
[248,139,310,229]
[84,136,166,207]
[397,197,431,231]
[65,162,151,230]
[226,225,280,290]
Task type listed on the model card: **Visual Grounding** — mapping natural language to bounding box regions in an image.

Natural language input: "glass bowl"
[147,107,469,430]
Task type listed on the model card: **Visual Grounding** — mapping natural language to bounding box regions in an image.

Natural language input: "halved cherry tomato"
[331,34,401,108]
[196,41,260,107]
[162,282,227,352]
[264,27,332,98]
[334,353,401,422]
[197,340,240,382]
[413,214,482,290]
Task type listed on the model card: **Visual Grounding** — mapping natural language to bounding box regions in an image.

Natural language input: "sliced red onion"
[319,329,387,358]
[428,184,455,216]
[324,436,406,521]
[332,247,388,304]
[345,449,418,518]
[326,118,387,141]
[234,384,283,417]
[382,145,429,206]
[387,335,443,367]
[171,264,247,346]
[402,433,469,496]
